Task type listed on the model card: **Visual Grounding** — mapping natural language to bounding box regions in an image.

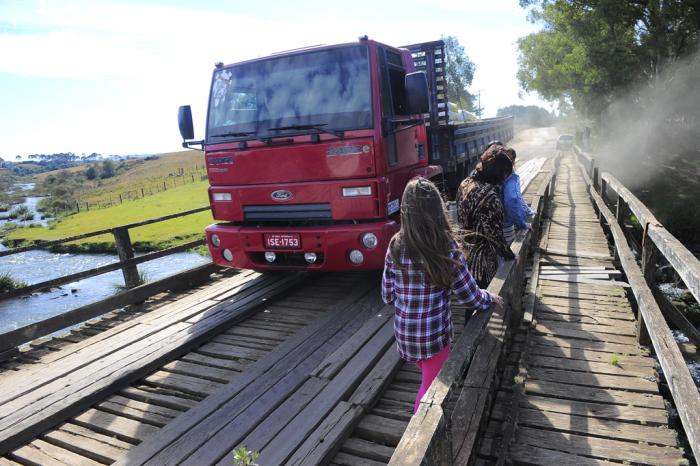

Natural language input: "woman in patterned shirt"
[382,177,502,413]
[456,145,516,288]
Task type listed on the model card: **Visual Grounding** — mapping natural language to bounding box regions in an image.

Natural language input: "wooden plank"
[515,426,683,464]
[119,387,198,411]
[527,344,654,367]
[284,401,364,466]
[9,438,102,466]
[341,437,396,463]
[313,311,392,379]
[332,451,387,466]
[96,399,175,427]
[241,377,327,453]
[258,320,396,466]
[43,422,132,464]
[114,282,380,466]
[527,353,653,381]
[535,307,634,322]
[534,324,638,345]
[527,367,657,392]
[525,378,665,409]
[509,442,618,466]
[355,415,407,446]
[0,263,220,353]
[520,394,669,426]
[161,360,237,383]
[532,334,643,355]
[0,273,304,454]
[73,409,159,443]
[348,348,403,409]
[535,320,636,337]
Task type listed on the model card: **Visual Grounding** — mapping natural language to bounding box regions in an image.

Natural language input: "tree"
[516,0,700,119]
[85,165,97,180]
[497,105,553,127]
[100,160,115,179]
[15,155,21,161]
[443,36,476,111]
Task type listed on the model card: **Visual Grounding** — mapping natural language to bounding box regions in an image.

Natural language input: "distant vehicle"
[556,134,574,151]
[177,38,513,271]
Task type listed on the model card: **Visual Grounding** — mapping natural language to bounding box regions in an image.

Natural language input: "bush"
[85,165,97,180]
[100,160,116,179]
[0,272,27,293]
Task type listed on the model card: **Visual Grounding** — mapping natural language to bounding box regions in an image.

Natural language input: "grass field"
[5,179,213,252]
[32,150,205,207]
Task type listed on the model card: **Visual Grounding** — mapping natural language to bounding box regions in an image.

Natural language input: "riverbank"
[3,180,212,253]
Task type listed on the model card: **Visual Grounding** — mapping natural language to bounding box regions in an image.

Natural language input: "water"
[0,249,210,334]
[1,182,52,227]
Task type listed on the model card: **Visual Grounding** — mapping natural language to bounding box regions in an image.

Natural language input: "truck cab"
[178,38,512,271]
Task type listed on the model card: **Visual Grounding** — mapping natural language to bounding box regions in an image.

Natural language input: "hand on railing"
[489,292,504,306]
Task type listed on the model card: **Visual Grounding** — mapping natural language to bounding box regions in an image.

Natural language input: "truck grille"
[243,203,332,222]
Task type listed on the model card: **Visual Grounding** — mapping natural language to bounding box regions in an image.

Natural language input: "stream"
[0,183,210,335]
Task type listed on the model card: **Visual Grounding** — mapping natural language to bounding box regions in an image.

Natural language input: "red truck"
[177,38,513,271]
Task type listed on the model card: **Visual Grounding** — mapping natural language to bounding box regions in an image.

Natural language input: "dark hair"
[486,140,503,149]
[473,144,513,184]
[389,178,457,288]
[506,147,516,162]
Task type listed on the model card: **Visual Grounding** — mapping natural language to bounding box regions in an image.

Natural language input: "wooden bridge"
[0,142,699,465]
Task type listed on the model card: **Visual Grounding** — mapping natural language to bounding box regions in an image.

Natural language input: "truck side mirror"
[405,72,430,115]
[178,105,195,141]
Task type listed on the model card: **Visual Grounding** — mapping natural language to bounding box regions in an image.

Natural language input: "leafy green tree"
[516,0,700,119]
[85,165,97,180]
[100,160,116,179]
[443,36,476,111]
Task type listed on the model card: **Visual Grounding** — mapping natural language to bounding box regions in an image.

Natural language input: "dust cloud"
[596,49,700,191]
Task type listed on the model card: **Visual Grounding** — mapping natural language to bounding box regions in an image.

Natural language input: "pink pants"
[414,344,451,413]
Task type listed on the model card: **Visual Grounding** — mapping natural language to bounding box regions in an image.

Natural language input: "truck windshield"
[207,45,371,141]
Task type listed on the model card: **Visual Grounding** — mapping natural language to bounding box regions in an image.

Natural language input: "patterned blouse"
[381,244,491,363]
[456,178,515,288]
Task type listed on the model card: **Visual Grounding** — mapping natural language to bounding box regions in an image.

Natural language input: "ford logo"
[271,190,293,201]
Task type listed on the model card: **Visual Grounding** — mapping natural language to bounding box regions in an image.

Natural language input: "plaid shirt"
[381,244,492,362]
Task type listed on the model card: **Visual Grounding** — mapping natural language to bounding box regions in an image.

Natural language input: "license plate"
[264,233,301,249]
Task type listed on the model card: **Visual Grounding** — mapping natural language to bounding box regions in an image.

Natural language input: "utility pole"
[474,90,484,119]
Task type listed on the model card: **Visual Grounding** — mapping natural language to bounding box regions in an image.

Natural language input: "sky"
[0,0,548,159]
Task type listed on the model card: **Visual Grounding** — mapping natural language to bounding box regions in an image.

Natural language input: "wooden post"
[615,195,629,228]
[600,177,608,204]
[141,187,145,197]
[119,194,123,204]
[592,166,599,193]
[637,224,657,346]
[113,227,141,289]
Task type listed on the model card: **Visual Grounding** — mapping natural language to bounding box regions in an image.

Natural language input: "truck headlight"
[222,249,234,261]
[349,249,364,264]
[361,233,378,249]
[213,192,232,201]
[342,186,371,197]
[210,234,221,247]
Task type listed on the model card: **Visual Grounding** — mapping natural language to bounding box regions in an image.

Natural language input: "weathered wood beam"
[0,263,221,356]
[577,159,700,461]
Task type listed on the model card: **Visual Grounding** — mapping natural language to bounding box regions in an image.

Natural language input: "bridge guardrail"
[0,206,217,360]
[389,164,557,465]
[573,146,700,460]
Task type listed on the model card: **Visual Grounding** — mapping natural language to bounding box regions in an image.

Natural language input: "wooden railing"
[573,146,700,460]
[0,206,218,360]
[389,166,557,465]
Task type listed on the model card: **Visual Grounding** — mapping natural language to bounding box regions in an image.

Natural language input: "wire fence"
[73,166,209,213]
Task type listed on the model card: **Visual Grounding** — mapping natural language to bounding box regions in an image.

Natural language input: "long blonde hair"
[389,177,458,288]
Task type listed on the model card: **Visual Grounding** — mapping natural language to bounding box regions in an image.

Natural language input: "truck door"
[378,47,422,215]
[378,47,421,170]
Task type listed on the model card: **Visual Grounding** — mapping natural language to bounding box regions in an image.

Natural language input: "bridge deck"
[485,157,685,465]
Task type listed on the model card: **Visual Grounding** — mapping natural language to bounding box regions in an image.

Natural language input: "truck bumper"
[205,221,399,271]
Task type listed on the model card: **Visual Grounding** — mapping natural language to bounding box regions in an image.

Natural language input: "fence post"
[601,177,608,204]
[119,194,123,204]
[113,227,141,289]
[592,166,599,193]
[637,224,656,346]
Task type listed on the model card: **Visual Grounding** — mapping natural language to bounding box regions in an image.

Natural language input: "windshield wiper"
[268,124,345,138]
[211,131,270,145]
[212,131,255,138]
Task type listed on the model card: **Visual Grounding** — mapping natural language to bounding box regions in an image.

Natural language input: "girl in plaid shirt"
[382,178,502,413]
